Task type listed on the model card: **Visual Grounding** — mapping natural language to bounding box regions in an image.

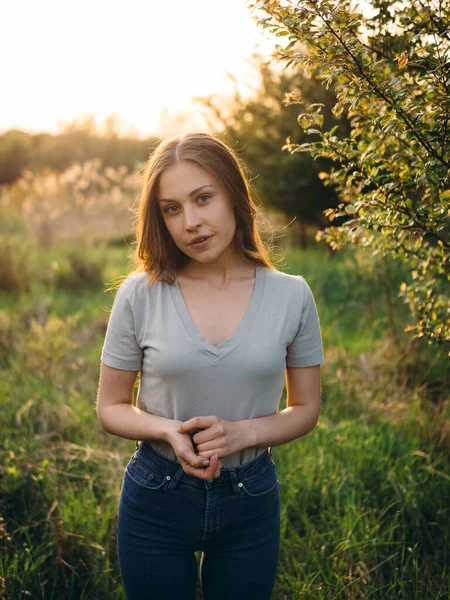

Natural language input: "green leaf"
[297,114,313,129]
[332,104,345,116]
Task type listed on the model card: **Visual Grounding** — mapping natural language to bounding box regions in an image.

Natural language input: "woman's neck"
[179,256,255,287]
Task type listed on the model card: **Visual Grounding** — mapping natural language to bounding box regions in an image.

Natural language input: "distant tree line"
[0,124,158,185]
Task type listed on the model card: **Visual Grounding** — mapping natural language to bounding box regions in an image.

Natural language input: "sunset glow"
[1,0,278,137]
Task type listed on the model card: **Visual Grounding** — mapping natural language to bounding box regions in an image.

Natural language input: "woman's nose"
[183,206,202,229]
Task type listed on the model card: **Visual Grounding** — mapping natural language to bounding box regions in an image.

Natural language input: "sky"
[1,0,280,138]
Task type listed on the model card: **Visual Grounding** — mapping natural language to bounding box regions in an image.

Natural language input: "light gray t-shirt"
[101,265,324,466]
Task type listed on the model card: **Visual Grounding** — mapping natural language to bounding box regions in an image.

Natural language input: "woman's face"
[157,160,238,265]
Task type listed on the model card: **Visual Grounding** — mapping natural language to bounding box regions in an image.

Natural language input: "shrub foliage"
[250,0,450,347]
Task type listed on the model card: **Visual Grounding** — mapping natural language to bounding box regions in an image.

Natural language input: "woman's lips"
[190,236,213,249]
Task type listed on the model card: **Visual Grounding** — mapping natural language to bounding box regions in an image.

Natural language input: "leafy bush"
[251,0,450,347]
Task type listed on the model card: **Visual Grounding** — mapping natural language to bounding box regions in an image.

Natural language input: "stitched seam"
[125,468,167,491]
[241,479,279,498]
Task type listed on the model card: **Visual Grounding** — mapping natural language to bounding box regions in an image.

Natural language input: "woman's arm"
[242,364,322,448]
[96,363,178,442]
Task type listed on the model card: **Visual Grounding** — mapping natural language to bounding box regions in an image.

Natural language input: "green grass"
[273,413,449,598]
[283,245,413,354]
[1,240,449,599]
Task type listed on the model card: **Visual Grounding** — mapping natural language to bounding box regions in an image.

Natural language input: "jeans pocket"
[125,456,168,491]
[239,464,279,498]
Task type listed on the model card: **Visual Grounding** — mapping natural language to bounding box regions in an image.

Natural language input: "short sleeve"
[286,276,324,368]
[101,278,144,371]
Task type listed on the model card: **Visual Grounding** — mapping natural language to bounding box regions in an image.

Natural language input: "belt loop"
[167,466,184,490]
[228,468,243,496]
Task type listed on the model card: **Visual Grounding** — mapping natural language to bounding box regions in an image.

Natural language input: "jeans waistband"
[135,441,274,489]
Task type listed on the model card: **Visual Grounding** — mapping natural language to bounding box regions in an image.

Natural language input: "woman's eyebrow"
[157,184,214,204]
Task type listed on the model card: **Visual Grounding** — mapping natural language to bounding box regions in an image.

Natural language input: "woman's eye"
[164,205,178,214]
[163,194,211,215]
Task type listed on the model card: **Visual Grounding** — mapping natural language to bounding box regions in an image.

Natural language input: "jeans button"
[166,476,171,481]
[238,482,243,488]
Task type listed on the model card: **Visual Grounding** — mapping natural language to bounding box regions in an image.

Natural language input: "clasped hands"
[169,416,244,481]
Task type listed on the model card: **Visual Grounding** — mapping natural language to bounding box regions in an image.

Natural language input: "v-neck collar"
[169,265,266,363]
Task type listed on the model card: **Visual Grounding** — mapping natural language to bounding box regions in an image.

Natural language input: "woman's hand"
[179,416,244,459]
[167,424,223,480]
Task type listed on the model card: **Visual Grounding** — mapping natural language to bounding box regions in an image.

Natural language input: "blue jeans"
[117,441,280,600]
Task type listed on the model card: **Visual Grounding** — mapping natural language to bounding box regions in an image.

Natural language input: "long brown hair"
[129,132,278,286]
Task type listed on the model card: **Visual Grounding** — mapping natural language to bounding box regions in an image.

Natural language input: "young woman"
[96,132,324,600]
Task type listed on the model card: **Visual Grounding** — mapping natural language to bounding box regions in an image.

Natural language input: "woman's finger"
[213,455,221,478]
[180,448,210,469]
[203,454,218,480]
[177,453,223,481]
[195,441,222,454]
[180,463,206,479]
[178,456,212,480]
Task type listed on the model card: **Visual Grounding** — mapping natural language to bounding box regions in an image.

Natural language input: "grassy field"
[1,238,449,599]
